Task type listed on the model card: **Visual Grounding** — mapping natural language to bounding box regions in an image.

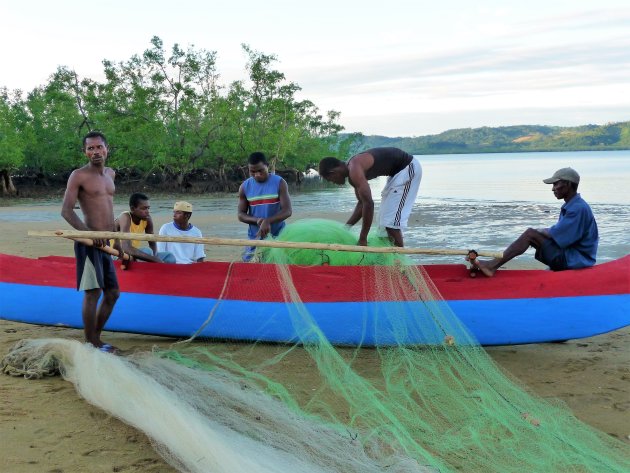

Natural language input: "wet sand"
[1,212,629,472]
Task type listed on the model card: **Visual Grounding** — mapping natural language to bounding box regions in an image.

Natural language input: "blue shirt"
[548,194,598,268]
[242,174,286,240]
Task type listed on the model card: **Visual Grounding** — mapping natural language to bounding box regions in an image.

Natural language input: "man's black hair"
[318,157,344,176]
[248,152,268,166]
[82,131,108,148]
[129,192,149,208]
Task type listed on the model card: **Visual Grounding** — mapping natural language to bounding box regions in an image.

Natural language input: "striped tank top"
[242,174,286,239]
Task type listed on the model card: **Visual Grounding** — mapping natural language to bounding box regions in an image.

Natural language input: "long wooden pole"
[60,236,131,260]
[28,230,503,258]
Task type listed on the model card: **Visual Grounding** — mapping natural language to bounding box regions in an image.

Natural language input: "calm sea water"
[306,150,630,265]
[2,150,629,266]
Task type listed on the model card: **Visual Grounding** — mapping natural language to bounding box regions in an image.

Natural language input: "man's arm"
[237,184,257,225]
[145,216,158,256]
[346,188,363,227]
[347,162,374,246]
[60,171,105,248]
[119,213,162,263]
[61,171,87,230]
[269,179,292,224]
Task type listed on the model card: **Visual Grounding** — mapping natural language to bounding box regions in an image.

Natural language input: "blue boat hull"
[2,281,629,346]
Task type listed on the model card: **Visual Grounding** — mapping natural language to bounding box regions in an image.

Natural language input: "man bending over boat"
[472,167,598,277]
[319,147,422,247]
[238,152,292,262]
[113,192,175,263]
[157,201,206,264]
[61,131,120,353]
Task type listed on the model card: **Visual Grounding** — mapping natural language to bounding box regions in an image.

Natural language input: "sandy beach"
[1,211,629,472]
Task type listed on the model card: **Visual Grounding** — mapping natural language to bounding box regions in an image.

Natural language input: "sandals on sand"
[98,343,120,354]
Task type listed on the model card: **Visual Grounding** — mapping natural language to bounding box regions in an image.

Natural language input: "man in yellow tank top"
[113,193,175,263]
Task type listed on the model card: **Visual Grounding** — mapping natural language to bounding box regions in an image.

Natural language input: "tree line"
[3,36,628,196]
[0,37,361,195]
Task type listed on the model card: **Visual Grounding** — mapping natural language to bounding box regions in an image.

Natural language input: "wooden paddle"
[28,230,504,258]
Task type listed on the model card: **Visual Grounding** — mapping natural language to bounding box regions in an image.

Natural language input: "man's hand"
[93,238,107,248]
[256,218,271,238]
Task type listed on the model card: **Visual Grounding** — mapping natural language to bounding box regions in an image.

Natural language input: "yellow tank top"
[112,211,149,248]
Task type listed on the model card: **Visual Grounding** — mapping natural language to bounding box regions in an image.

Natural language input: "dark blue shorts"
[75,242,119,291]
[535,239,568,271]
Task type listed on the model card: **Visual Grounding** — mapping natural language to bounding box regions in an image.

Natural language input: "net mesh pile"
[164,219,630,472]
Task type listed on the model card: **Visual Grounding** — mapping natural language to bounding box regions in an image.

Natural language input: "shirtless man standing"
[61,131,120,352]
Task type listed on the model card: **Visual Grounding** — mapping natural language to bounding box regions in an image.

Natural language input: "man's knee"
[84,288,102,301]
[523,228,548,247]
[103,287,120,304]
[523,228,539,238]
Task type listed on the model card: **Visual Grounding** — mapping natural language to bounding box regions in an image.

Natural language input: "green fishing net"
[259,218,407,266]
[158,219,630,472]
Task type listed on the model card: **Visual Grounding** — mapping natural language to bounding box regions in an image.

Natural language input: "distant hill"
[357,121,630,155]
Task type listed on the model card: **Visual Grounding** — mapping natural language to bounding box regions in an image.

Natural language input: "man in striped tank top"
[319,147,422,247]
[238,152,293,261]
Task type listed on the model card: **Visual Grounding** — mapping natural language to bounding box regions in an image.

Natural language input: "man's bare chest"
[80,174,115,198]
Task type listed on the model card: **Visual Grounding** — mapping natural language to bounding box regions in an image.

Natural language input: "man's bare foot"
[466,250,480,277]
[470,258,498,277]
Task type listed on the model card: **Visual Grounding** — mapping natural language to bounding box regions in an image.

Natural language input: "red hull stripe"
[1,254,628,303]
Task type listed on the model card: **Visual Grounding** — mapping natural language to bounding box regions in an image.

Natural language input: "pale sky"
[2,0,629,136]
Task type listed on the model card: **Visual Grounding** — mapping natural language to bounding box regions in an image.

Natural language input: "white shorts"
[378,157,422,232]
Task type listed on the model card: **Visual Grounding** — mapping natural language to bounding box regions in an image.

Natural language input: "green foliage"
[224,45,348,173]
[0,88,26,172]
[0,37,346,187]
[23,72,86,173]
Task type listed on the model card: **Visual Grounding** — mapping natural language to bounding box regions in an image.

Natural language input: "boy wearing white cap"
[472,167,598,277]
[157,201,206,264]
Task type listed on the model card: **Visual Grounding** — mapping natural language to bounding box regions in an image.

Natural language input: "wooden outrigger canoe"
[1,253,628,346]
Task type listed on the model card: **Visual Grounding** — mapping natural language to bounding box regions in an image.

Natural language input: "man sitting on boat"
[238,152,292,262]
[157,201,206,264]
[112,192,175,263]
[472,167,598,277]
[318,147,422,247]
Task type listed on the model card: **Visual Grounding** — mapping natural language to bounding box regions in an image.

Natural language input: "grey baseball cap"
[543,167,580,185]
